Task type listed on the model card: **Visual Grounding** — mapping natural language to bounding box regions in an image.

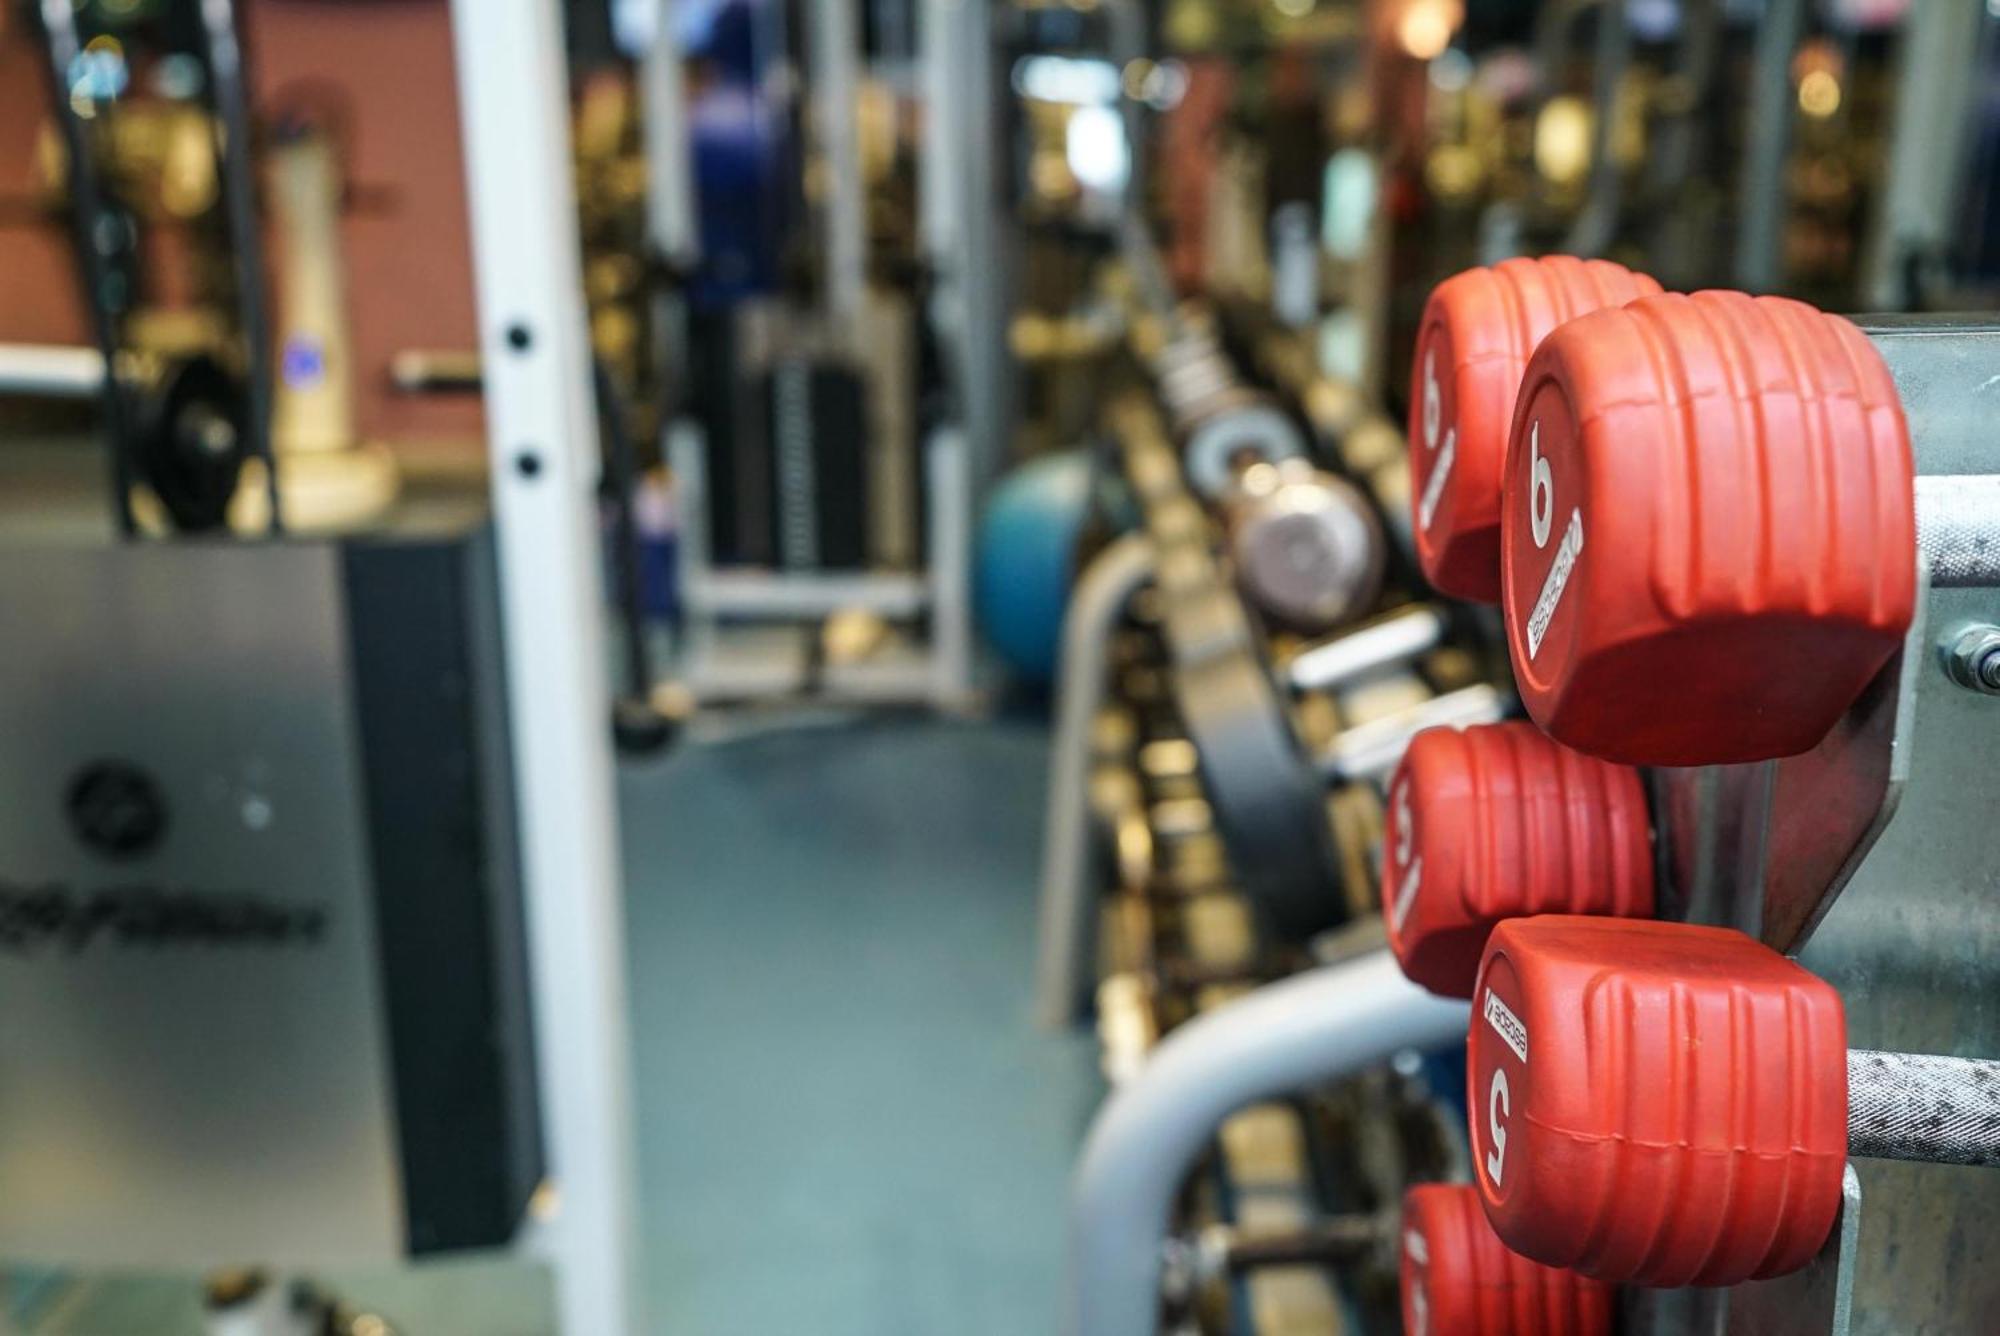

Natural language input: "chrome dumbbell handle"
[1317,684,1510,786]
[0,342,106,399]
[1847,1049,2000,1168]
[1286,606,1449,696]
[1164,1216,1387,1299]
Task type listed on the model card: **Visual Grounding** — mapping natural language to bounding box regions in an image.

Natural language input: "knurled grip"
[1915,475,2000,588]
[1847,1049,2000,1167]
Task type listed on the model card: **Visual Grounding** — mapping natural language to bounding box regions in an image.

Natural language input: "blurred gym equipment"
[6,1,2000,1334]
[1035,5,2000,1334]
[0,3,633,1333]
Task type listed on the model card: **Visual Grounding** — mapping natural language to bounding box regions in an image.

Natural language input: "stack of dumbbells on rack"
[1057,254,2000,1336]
[1045,231,1526,1332]
[1392,257,2000,1333]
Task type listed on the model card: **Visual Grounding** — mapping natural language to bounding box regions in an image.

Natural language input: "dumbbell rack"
[1062,571,1462,1336]
[1061,242,2000,1334]
[1618,322,2000,1336]
[1401,275,2000,1332]
[1046,287,1518,1331]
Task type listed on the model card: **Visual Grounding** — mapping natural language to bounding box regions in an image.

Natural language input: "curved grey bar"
[1034,534,1157,1030]
[1065,950,1470,1336]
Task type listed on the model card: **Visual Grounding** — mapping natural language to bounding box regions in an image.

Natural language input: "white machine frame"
[443,2,1006,1325]
[450,3,643,1334]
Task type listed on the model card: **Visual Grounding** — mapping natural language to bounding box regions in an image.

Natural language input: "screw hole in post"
[505,323,533,352]
[515,450,543,480]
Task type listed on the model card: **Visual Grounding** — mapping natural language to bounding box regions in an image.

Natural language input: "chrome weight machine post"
[1733,0,1807,293]
[910,0,996,707]
[1035,533,1158,1030]
[1859,2,1987,310]
[1559,0,1632,259]
[640,0,699,274]
[450,2,642,1333]
[808,0,866,327]
[196,0,282,532]
[37,0,138,536]
[640,0,699,429]
[925,426,978,705]
[1064,950,1468,1336]
[920,0,1010,493]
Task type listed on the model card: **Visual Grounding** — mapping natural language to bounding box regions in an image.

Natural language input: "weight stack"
[764,354,871,571]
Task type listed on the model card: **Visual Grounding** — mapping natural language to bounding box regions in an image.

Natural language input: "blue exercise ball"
[976,452,1094,684]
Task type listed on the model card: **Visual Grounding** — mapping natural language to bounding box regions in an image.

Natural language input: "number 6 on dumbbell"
[1409,257,1662,602]
[1495,290,2000,765]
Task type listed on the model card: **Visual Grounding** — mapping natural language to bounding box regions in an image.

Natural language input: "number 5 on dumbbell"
[1468,916,2000,1289]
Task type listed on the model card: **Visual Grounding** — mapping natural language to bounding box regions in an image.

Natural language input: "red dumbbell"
[1401,1183,1612,1336]
[1408,257,1663,603]
[1381,722,1654,999]
[1468,916,2000,1289]
[1497,290,1917,765]
[1467,916,1850,1288]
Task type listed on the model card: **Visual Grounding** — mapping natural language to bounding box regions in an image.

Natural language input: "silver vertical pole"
[1734,0,1806,293]
[1559,0,1631,258]
[448,4,642,1334]
[811,0,868,324]
[921,0,1009,492]
[642,0,700,268]
[1859,2,1985,309]
[918,0,961,264]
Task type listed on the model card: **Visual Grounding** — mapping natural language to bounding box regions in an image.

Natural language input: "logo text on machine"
[0,883,328,954]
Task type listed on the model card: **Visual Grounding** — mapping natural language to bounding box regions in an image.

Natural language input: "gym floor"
[3,711,1102,1335]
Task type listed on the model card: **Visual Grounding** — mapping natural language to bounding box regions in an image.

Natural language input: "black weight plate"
[136,355,248,533]
[1172,644,1347,941]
